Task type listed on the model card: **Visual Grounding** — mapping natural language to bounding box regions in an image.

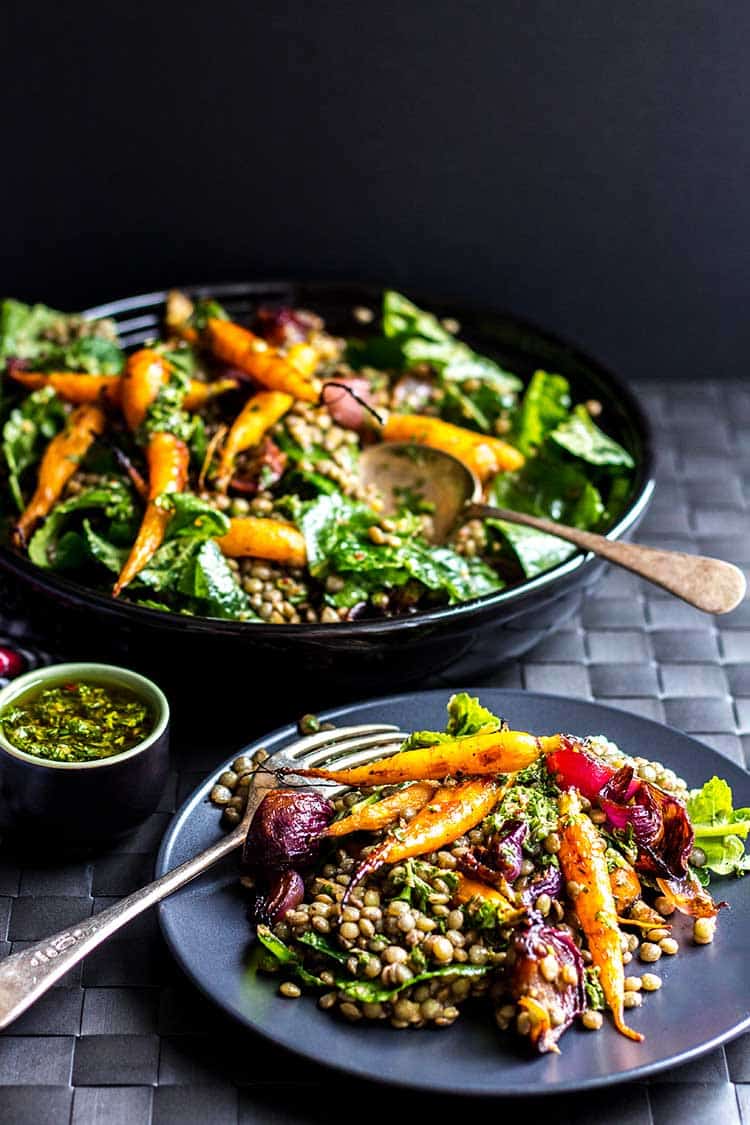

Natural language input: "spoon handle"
[467,504,747,615]
[0,826,245,1030]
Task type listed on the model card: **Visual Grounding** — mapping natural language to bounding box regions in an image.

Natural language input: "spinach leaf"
[2,387,68,510]
[549,404,634,469]
[0,298,120,371]
[512,370,571,455]
[159,492,231,540]
[348,292,521,423]
[138,537,254,621]
[485,458,605,578]
[686,776,750,877]
[27,482,136,568]
[300,493,502,608]
[42,336,124,375]
[82,521,130,572]
[256,925,492,1001]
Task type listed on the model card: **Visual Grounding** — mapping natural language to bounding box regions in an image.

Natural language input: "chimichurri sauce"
[0,679,153,763]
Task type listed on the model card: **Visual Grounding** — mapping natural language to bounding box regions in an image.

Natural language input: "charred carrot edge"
[216,517,307,567]
[381,413,524,481]
[214,390,293,493]
[14,404,107,546]
[324,781,437,838]
[609,862,641,913]
[557,789,643,1042]
[113,431,189,595]
[206,318,320,402]
[296,730,541,786]
[343,778,504,901]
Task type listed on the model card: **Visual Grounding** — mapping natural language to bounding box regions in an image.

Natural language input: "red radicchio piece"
[508,919,585,1053]
[546,739,694,881]
[242,788,334,873]
[256,306,320,347]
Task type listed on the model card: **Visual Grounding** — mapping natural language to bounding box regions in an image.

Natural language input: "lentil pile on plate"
[0,289,635,623]
[211,694,749,1053]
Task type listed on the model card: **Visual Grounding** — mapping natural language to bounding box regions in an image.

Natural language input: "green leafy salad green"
[0,289,636,622]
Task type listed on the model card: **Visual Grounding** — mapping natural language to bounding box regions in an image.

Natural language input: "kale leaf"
[512,370,571,456]
[549,404,634,469]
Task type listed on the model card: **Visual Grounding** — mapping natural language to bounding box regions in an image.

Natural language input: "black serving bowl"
[0,662,170,847]
[0,282,653,724]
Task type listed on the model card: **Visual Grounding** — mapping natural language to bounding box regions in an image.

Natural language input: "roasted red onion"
[546,739,694,881]
[521,864,563,910]
[508,920,585,1053]
[256,306,320,347]
[321,377,376,431]
[242,788,334,872]
[250,869,305,925]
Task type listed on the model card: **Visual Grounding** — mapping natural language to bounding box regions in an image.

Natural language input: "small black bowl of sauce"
[0,662,170,847]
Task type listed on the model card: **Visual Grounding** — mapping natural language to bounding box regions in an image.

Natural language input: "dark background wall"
[4,1,749,382]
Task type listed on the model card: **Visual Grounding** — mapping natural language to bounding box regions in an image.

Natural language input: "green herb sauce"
[0,679,153,763]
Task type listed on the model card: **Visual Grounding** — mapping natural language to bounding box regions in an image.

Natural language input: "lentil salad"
[212,694,750,1053]
[0,290,636,624]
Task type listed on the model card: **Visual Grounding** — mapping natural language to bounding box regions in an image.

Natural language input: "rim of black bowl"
[0,280,655,637]
[0,661,169,769]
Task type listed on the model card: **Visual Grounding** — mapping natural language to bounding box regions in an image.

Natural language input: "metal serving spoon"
[359,443,746,615]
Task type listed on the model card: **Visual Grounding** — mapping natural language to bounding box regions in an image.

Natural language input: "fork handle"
[0,828,243,1030]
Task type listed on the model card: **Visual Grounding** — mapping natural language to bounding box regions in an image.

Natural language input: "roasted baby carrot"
[346,778,504,896]
[296,729,541,786]
[113,431,189,595]
[206,318,320,402]
[557,789,643,1042]
[120,348,171,431]
[324,782,437,838]
[382,413,525,481]
[453,872,517,912]
[7,369,121,405]
[8,368,236,414]
[14,403,107,546]
[216,517,307,567]
[214,390,293,492]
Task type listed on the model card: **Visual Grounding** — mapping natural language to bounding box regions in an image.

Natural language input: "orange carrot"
[557,789,643,1042]
[346,778,503,896]
[113,431,189,595]
[296,730,541,787]
[9,368,236,414]
[120,348,171,431]
[7,369,121,405]
[206,318,320,402]
[14,404,107,546]
[324,782,437,838]
[214,390,293,492]
[216,517,307,567]
[609,862,641,913]
[382,413,525,481]
[453,872,517,912]
[182,377,239,411]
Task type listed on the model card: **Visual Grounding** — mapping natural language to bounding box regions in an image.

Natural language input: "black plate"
[0,283,654,715]
[156,689,750,1096]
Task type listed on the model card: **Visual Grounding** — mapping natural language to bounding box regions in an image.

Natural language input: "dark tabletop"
[1,377,749,1125]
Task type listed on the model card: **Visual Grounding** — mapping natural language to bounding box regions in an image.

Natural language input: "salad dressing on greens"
[0,679,152,762]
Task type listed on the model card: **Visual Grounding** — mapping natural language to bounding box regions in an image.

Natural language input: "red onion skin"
[242,788,334,873]
[509,920,585,1052]
[321,378,375,431]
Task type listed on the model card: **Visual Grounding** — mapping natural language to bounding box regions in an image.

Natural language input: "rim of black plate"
[0,280,655,637]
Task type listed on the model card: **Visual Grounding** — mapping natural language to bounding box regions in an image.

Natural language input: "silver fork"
[0,721,405,1030]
